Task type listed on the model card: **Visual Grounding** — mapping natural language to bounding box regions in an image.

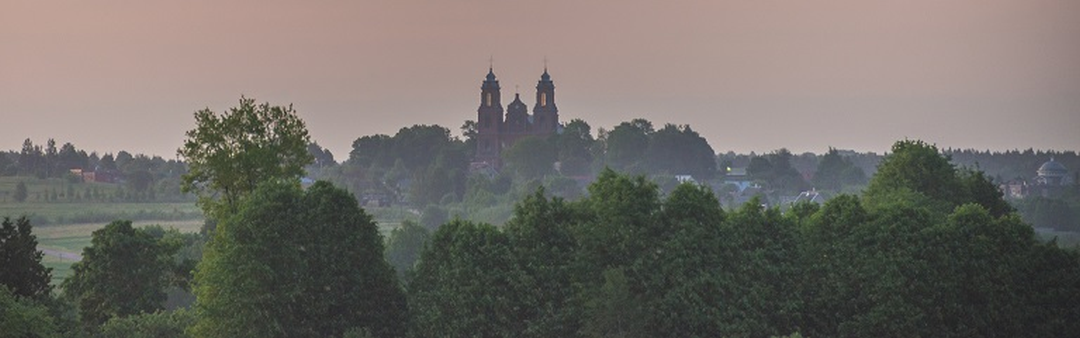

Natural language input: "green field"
[33,220,204,286]
[1,175,417,286]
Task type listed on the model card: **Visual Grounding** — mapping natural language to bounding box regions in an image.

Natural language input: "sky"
[2,0,1078,159]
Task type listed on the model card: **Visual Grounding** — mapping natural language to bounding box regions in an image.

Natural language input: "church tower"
[532,68,559,134]
[476,67,504,163]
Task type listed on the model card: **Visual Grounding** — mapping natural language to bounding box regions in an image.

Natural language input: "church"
[473,66,560,168]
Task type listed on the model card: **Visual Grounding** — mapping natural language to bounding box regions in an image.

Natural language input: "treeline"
[0,138,191,202]
[2,94,1078,337]
[399,140,1078,338]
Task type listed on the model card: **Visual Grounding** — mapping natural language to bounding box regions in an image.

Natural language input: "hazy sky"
[3,0,1078,159]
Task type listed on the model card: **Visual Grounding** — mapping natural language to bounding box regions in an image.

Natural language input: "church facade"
[474,67,560,167]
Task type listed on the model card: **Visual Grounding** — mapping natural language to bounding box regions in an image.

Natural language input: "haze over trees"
[404,140,1080,338]
[2,93,1079,337]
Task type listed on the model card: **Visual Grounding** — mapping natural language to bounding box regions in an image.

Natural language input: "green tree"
[502,135,556,180]
[0,286,59,338]
[13,182,28,202]
[0,217,52,299]
[192,181,405,338]
[812,148,866,191]
[408,220,525,338]
[97,309,194,338]
[580,268,646,338]
[62,220,177,329]
[865,140,961,210]
[503,189,582,338]
[555,119,595,176]
[602,119,652,172]
[177,96,313,219]
[384,220,429,281]
[643,124,717,178]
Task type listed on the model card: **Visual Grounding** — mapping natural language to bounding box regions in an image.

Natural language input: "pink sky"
[2,0,1078,159]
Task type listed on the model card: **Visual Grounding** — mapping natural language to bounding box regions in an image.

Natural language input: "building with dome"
[1003,158,1074,199]
[473,66,560,168]
[1036,158,1071,186]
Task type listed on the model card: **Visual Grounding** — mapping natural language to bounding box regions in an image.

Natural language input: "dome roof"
[508,93,525,109]
[486,68,497,81]
[1038,158,1068,177]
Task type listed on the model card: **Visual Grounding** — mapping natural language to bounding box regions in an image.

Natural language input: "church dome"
[1038,158,1068,177]
[508,93,526,109]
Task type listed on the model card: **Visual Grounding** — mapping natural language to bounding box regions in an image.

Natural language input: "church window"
[485,93,492,107]
[540,92,547,107]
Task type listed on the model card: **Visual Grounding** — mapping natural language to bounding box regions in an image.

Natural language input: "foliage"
[96,309,194,338]
[384,220,429,281]
[812,147,866,191]
[643,124,717,178]
[192,181,405,338]
[502,136,556,180]
[0,217,52,299]
[177,96,313,219]
[747,148,809,194]
[555,119,595,177]
[14,181,28,202]
[62,220,178,329]
[0,286,59,338]
[408,219,524,338]
[405,142,1080,337]
[601,119,652,173]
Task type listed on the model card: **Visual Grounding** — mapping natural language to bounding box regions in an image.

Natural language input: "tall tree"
[556,118,595,176]
[0,217,52,299]
[13,182,29,202]
[408,219,525,338]
[602,119,652,172]
[62,220,177,328]
[384,220,429,281]
[192,181,406,338]
[177,96,313,219]
[643,124,717,179]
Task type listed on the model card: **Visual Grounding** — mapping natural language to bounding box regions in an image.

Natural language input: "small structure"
[1036,158,1071,186]
[1000,157,1073,199]
[792,189,827,205]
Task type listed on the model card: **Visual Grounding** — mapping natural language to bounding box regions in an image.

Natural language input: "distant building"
[1000,158,1072,199]
[1036,158,1071,186]
[792,189,826,205]
[473,66,560,169]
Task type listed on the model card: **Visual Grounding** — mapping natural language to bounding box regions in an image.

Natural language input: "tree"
[503,189,582,338]
[192,181,406,338]
[865,140,961,211]
[62,220,177,328]
[408,219,525,338]
[0,286,59,338]
[0,217,52,299]
[555,119,595,176]
[643,124,717,178]
[384,220,429,281]
[602,119,652,172]
[177,96,313,219]
[812,148,866,191]
[13,182,29,202]
[97,309,195,338]
[502,135,556,180]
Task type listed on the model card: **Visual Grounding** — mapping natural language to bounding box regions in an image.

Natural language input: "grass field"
[34,220,204,286]
[1,175,415,286]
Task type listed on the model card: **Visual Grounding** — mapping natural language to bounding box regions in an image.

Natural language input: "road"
[41,248,82,261]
